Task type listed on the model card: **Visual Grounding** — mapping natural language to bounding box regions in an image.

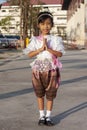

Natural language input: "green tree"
[0,16,11,32]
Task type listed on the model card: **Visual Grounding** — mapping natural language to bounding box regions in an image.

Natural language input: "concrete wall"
[85,0,87,47]
[67,3,85,46]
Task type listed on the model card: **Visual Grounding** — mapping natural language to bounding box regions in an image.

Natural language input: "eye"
[41,23,44,25]
[47,22,51,25]
[48,23,51,25]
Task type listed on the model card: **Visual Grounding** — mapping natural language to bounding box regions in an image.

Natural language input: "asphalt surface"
[0,49,87,130]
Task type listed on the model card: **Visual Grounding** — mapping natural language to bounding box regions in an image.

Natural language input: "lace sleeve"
[54,36,65,55]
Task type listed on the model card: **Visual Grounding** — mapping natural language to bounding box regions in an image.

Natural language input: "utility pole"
[19,0,23,48]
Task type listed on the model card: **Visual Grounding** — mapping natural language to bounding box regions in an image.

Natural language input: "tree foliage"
[0,16,11,26]
[0,16,12,32]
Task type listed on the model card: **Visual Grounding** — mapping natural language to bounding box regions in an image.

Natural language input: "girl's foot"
[45,117,54,126]
[38,116,45,126]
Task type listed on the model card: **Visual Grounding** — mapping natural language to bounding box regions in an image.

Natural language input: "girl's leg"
[37,97,45,118]
[37,97,44,110]
[45,99,54,126]
[46,99,53,118]
[46,99,53,111]
[37,97,46,125]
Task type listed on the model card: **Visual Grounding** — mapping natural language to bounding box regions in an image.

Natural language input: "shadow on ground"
[53,102,87,125]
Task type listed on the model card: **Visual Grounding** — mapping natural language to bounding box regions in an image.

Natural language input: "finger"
[43,37,47,44]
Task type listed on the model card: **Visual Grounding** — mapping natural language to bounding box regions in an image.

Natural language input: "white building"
[0,5,20,36]
[0,3,67,39]
[62,0,87,48]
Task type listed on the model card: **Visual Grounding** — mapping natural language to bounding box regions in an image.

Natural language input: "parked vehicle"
[0,35,20,49]
[8,38,18,49]
[0,38,9,48]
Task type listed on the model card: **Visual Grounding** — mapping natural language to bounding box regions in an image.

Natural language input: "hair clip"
[38,13,53,20]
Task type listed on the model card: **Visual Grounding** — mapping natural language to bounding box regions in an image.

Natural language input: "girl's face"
[38,18,52,35]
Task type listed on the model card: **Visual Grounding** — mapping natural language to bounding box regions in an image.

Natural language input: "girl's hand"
[38,37,48,53]
[43,37,48,50]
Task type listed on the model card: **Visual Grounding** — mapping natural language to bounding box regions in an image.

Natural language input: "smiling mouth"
[44,29,49,32]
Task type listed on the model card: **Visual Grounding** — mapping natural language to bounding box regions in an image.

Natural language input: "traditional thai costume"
[23,35,65,100]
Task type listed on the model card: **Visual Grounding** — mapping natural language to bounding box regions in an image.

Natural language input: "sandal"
[38,116,45,126]
[45,117,54,126]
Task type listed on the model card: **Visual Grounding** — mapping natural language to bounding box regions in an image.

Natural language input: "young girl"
[23,11,65,126]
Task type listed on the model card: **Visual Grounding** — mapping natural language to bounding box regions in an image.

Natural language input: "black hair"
[37,11,54,27]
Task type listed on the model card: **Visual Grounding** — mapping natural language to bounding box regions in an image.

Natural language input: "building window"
[9,10,15,12]
[57,17,66,20]
[9,27,15,29]
[10,18,15,20]
[2,27,6,29]
[2,10,6,12]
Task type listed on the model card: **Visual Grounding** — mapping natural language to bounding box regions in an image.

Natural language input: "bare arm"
[28,47,43,58]
[47,48,62,57]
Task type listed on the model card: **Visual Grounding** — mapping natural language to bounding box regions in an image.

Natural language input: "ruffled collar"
[36,35,51,41]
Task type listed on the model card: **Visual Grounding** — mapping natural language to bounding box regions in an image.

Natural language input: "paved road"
[0,49,22,66]
[0,50,87,130]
